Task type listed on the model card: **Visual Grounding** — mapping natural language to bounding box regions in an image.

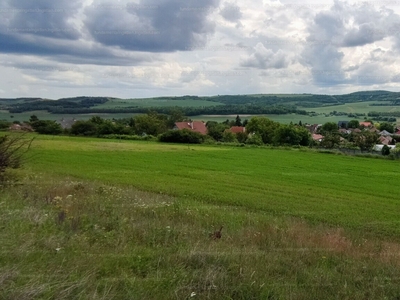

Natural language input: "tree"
[0,120,11,130]
[0,134,33,183]
[382,145,391,156]
[236,132,248,143]
[321,122,338,134]
[246,133,263,145]
[246,117,279,144]
[379,122,394,133]
[29,115,39,124]
[353,131,379,151]
[348,120,360,129]
[222,131,237,143]
[274,125,311,146]
[320,133,340,148]
[167,108,185,128]
[207,123,228,141]
[70,120,98,136]
[235,115,242,126]
[31,120,62,135]
[159,129,204,144]
[134,113,167,136]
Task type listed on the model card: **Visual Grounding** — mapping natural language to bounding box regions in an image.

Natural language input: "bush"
[0,134,33,184]
[245,133,263,145]
[31,120,62,135]
[0,120,11,130]
[382,145,391,156]
[159,129,205,144]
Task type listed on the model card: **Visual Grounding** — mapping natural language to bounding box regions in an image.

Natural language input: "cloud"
[2,0,82,40]
[240,42,290,69]
[220,3,242,22]
[84,0,221,52]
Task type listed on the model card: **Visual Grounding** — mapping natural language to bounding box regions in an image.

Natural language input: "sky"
[1,0,400,99]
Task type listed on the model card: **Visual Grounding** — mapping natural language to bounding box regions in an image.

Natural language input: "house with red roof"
[312,134,324,142]
[359,121,372,128]
[174,121,207,135]
[228,126,246,134]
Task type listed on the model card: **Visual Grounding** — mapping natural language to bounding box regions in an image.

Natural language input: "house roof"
[9,123,33,132]
[229,126,246,133]
[379,136,393,145]
[379,130,392,136]
[174,121,207,135]
[359,121,372,127]
[305,124,321,133]
[312,134,324,141]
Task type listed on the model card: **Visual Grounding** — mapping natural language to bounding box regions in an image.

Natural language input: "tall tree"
[235,115,242,126]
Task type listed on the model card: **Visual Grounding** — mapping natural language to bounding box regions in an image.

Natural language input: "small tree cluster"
[159,129,205,144]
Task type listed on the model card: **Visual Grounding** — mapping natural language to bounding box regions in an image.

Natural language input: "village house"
[312,134,324,142]
[305,124,322,134]
[227,126,246,134]
[174,121,207,135]
[8,123,33,132]
[359,121,373,128]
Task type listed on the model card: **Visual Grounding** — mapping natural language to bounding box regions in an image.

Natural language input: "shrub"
[0,134,33,184]
[381,145,391,156]
[31,120,62,135]
[245,133,263,145]
[159,129,205,144]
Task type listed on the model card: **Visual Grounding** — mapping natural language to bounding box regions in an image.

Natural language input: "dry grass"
[2,175,400,299]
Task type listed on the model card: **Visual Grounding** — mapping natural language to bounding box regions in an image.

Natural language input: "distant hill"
[1,91,400,116]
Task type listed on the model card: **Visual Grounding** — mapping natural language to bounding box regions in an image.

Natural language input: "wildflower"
[190,292,196,297]
[55,247,62,252]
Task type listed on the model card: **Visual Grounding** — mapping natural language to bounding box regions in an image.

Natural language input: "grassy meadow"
[303,101,399,115]
[2,134,400,299]
[95,98,224,109]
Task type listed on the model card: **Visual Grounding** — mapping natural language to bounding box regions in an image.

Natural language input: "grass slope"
[2,135,400,299]
[26,135,400,238]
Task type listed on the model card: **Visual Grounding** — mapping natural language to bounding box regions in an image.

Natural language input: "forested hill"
[1,91,400,115]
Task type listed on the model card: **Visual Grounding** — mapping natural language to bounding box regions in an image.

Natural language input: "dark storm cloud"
[1,0,81,40]
[0,31,154,66]
[0,0,159,65]
[84,0,220,52]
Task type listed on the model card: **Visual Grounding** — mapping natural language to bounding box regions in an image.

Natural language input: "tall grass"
[2,175,400,299]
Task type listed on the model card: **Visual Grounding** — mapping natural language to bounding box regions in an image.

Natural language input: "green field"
[24,135,400,236]
[96,98,223,109]
[3,135,400,299]
[302,101,399,114]
[0,110,140,123]
[197,114,361,124]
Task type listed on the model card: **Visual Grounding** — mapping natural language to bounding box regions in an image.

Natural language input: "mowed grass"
[25,135,400,238]
[3,135,400,299]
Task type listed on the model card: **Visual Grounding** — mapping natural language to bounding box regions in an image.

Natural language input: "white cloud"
[2,0,400,98]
